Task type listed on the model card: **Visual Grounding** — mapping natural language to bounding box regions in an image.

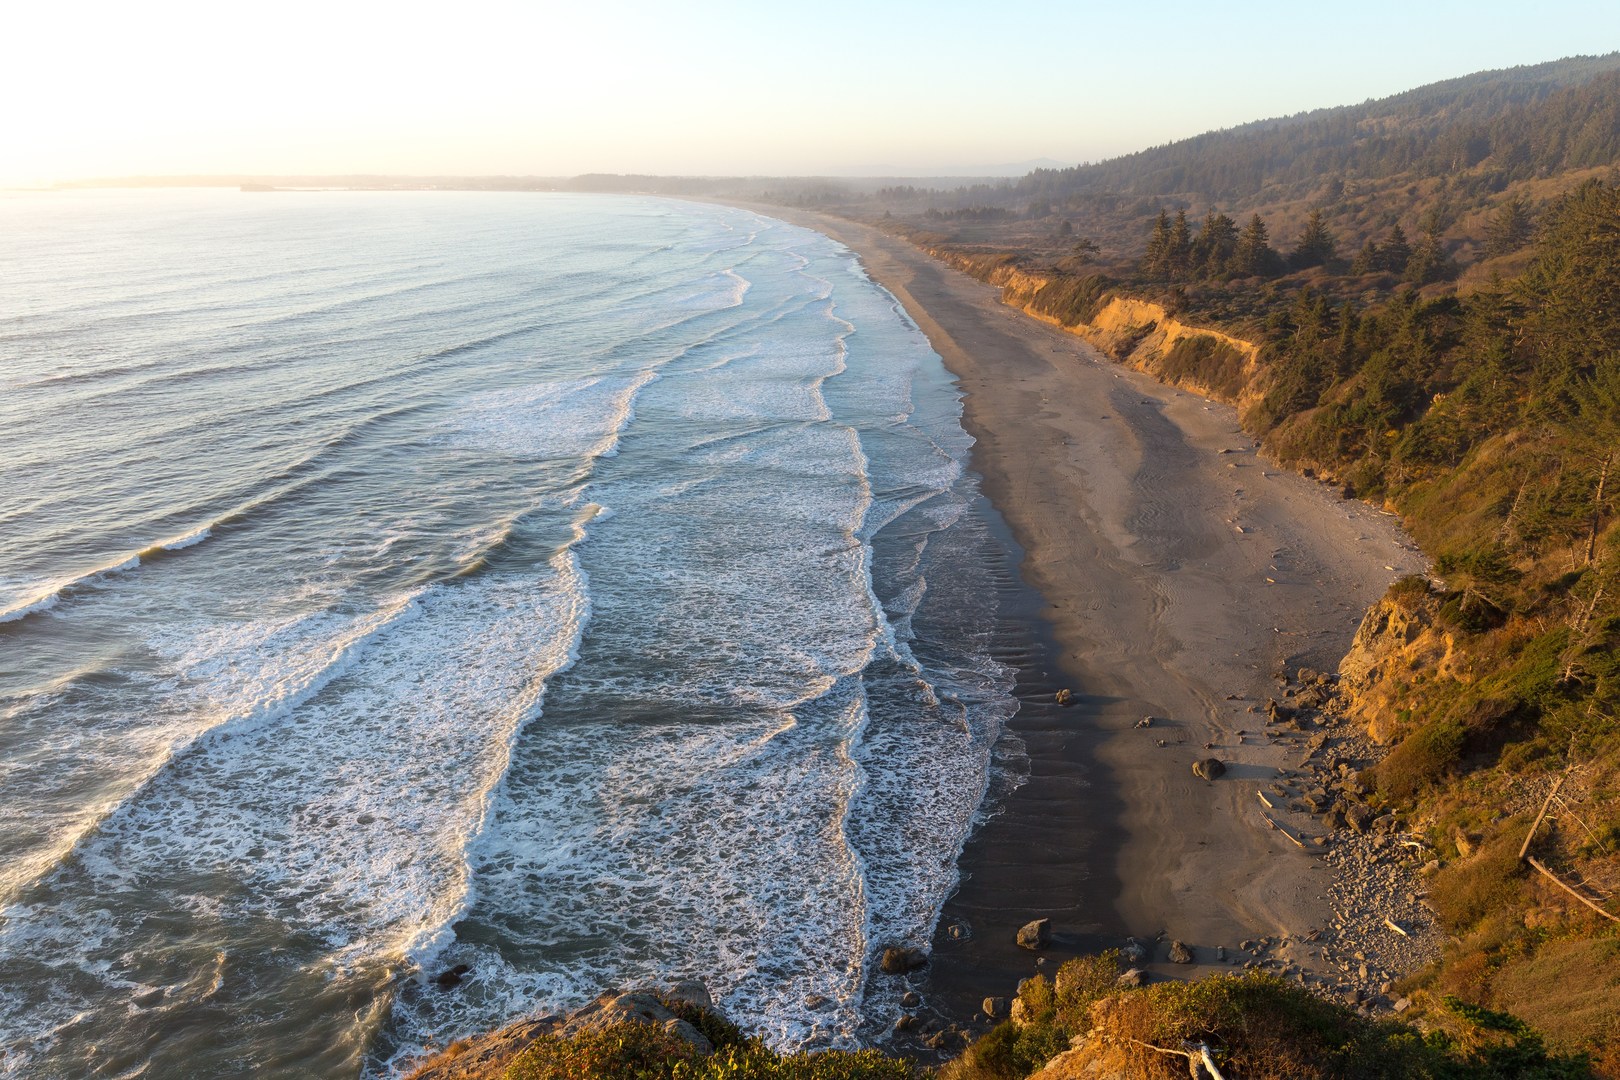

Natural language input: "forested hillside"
[1016,55,1620,205]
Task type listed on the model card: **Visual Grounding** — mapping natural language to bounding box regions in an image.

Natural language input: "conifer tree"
[1485,195,1534,257]
[1350,239,1380,275]
[1378,224,1413,274]
[1143,210,1172,278]
[1192,211,1239,278]
[1404,228,1455,286]
[1290,208,1337,269]
[1229,213,1282,277]
[1167,210,1193,280]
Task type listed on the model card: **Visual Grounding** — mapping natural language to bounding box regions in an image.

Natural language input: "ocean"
[0,189,1021,1077]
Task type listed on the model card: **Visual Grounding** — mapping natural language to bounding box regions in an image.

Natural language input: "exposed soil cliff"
[921,248,1264,409]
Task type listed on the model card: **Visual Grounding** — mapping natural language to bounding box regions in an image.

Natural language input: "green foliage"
[1158,336,1249,398]
[505,1024,917,1080]
[1026,273,1112,328]
[506,1024,703,1080]
[943,966,1595,1079]
[1436,997,1594,1078]
[1230,213,1284,277]
[1291,208,1338,269]
[1485,195,1534,257]
[1428,826,1530,933]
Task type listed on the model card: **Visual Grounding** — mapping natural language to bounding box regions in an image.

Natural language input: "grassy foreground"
[481,961,1592,1080]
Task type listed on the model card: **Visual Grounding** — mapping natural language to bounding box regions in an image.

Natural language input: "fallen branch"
[1384,918,1409,938]
[1257,789,1275,809]
[1122,1037,1227,1080]
[1519,762,1576,860]
[1526,856,1620,925]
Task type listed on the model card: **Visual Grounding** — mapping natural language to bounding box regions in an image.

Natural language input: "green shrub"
[504,1024,917,1080]
[1428,825,1529,934]
[506,1023,701,1079]
[1051,951,1122,1030]
[1377,719,1466,800]
[1158,336,1249,398]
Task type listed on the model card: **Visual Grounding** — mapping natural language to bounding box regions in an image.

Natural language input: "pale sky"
[3,0,1616,185]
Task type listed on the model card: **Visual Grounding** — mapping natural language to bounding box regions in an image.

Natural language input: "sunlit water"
[0,189,1019,1077]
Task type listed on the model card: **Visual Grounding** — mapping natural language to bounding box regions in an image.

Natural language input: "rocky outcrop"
[1338,591,1456,743]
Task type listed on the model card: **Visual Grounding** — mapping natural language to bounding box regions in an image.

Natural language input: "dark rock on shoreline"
[1016,918,1052,950]
[880,945,929,973]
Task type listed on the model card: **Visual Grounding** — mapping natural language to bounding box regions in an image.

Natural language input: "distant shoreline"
[738,204,1426,1035]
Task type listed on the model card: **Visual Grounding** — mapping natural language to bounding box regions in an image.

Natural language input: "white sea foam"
[443,369,658,462]
[0,544,593,1073]
[0,194,1021,1078]
[0,554,140,625]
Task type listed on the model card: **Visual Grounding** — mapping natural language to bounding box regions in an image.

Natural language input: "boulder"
[893,1014,917,1033]
[1120,937,1147,964]
[1054,688,1072,706]
[1344,803,1376,834]
[1168,940,1194,964]
[662,1018,713,1053]
[982,996,1009,1019]
[1192,758,1226,780]
[879,946,928,974]
[1116,968,1147,988]
[900,990,921,1008]
[562,991,716,1053]
[664,979,713,1010]
[431,964,472,989]
[1016,918,1052,950]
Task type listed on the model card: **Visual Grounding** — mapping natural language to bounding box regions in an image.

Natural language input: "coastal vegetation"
[792,51,1620,1074]
[946,955,1591,1079]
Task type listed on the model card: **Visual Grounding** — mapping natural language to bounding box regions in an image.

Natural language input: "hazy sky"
[4,0,1617,185]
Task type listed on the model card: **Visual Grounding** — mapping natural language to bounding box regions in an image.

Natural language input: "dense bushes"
[1157,336,1249,399]
[505,1023,917,1080]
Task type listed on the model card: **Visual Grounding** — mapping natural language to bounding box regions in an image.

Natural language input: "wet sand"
[746,207,1426,1027]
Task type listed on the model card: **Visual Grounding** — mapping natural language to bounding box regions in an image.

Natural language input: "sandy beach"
[751,207,1427,1025]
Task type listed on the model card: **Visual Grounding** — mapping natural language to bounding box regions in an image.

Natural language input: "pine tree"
[1378,224,1413,274]
[1350,240,1380,275]
[1142,210,1172,279]
[1229,214,1282,277]
[1191,211,1239,278]
[1290,208,1337,269]
[1485,195,1534,257]
[1404,228,1455,286]
[1167,210,1193,280]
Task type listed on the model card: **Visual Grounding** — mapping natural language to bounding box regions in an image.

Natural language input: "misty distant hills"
[1013,53,1620,205]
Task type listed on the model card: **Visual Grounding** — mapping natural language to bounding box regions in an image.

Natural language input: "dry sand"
[746,207,1427,1025]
